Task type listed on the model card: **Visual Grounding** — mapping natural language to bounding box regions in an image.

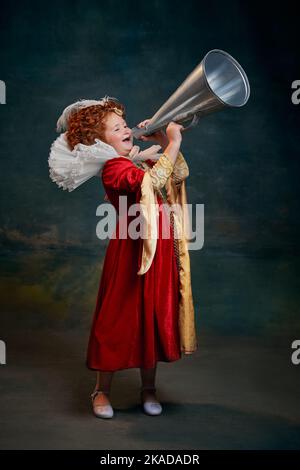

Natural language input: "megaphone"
[131,49,250,139]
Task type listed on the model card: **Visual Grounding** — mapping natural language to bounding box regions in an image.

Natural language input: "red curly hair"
[66,99,126,150]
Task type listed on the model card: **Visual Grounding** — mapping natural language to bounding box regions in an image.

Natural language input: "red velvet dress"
[86,156,181,371]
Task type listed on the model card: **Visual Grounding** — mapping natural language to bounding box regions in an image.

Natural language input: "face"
[103,112,133,156]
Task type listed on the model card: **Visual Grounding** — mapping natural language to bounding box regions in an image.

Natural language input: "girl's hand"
[136,119,168,145]
[166,121,184,144]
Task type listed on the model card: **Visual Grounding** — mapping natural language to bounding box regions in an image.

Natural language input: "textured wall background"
[0,0,299,337]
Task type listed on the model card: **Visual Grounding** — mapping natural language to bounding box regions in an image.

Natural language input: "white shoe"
[141,387,162,416]
[91,390,114,419]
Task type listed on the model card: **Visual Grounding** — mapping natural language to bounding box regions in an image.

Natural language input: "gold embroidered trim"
[135,153,198,355]
[148,153,173,190]
[171,151,189,186]
[136,172,158,276]
[134,152,187,276]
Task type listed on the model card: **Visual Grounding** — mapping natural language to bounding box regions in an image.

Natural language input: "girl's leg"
[93,370,114,406]
[140,364,160,403]
[95,370,114,393]
[140,364,157,389]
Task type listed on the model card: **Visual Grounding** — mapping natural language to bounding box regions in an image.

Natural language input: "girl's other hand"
[136,119,168,145]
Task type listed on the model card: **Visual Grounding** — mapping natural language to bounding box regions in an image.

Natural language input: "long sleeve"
[171,152,189,187]
[102,157,145,192]
[147,154,174,190]
[146,151,189,189]
[102,154,174,193]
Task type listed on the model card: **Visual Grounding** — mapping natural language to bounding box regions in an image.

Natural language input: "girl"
[63,97,197,418]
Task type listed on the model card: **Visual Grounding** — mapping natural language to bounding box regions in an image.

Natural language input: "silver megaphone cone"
[131,49,250,139]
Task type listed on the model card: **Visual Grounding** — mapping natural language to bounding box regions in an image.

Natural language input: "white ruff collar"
[48,133,162,192]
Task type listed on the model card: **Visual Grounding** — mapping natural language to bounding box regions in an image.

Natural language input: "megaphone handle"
[180,114,200,132]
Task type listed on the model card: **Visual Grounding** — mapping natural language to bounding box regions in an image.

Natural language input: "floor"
[0,329,300,450]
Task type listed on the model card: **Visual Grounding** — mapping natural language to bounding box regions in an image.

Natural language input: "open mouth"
[122,137,131,142]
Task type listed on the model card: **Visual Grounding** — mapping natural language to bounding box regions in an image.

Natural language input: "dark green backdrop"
[0,0,299,337]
